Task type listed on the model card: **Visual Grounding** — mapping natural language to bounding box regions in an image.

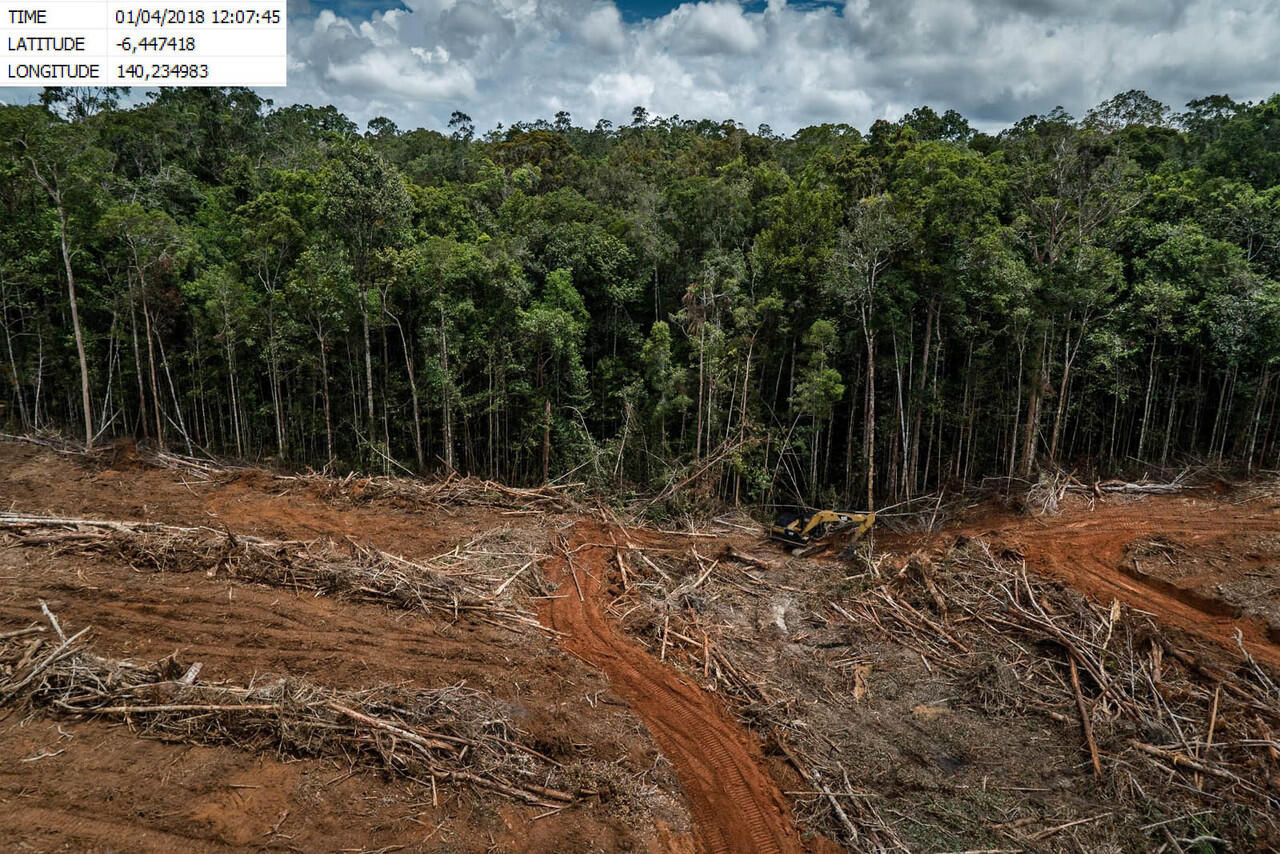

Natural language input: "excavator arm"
[770,509,875,547]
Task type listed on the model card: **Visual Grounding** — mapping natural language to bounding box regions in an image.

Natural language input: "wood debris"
[0,605,580,807]
[0,512,551,634]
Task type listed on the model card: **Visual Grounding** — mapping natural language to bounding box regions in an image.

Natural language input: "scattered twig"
[1,605,584,808]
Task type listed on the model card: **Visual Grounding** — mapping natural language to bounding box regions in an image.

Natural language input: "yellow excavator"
[769,508,875,551]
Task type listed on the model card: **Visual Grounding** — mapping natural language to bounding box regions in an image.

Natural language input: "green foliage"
[792,319,844,420]
[2,86,1279,501]
[641,320,691,439]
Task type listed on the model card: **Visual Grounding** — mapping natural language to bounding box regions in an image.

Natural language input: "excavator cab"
[769,508,875,548]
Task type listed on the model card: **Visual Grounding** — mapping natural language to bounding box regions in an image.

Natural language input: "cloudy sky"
[279,0,1279,134]
[5,0,1279,134]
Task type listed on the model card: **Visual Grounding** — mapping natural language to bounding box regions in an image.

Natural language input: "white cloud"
[587,70,656,112]
[271,0,1280,134]
[657,2,762,55]
[579,4,627,53]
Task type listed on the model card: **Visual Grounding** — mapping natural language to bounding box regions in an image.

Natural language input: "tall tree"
[323,142,412,449]
[6,107,107,446]
[827,194,909,510]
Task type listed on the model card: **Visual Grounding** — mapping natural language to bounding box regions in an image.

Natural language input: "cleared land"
[2,438,1278,852]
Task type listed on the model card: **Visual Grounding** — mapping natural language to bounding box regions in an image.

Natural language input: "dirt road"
[888,493,1280,669]
[542,522,811,854]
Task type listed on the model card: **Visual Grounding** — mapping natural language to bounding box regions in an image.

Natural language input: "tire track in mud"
[540,521,808,854]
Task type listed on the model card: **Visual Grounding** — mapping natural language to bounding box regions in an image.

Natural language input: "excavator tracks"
[541,522,808,854]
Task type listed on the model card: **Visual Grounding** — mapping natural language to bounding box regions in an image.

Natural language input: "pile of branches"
[1230,474,1280,505]
[609,532,1280,849]
[835,541,1280,841]
[1024,471,1072,515]
[144,446,252,477]
[150,449,580,510]
[978,470,1199,517]
[0,433,579,513]
[603,542,779,707]
[0,431,97,455]
[602,541,909,850]
[0,607,579,807]
[302,471,580,512]
[0,513,550,634]
[871,492,957,534]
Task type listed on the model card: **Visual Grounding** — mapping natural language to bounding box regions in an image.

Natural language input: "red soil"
[0,442,685,853]
[884,492,1280,669]
[6,439,1279,852]
[542,522,817,854]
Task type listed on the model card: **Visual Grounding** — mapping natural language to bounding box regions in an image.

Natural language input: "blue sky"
[309,0,711,22]
[311,0,410,14]
[307,0,832,23]
[610,0,687,21]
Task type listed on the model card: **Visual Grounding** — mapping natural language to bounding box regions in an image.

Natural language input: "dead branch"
[0,512,550,634]
[0,605,583,807]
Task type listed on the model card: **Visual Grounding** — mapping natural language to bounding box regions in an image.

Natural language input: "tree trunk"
[1191,357,1204,450]
[318,331,333,464]
[222,315,243,458]
[1137,339,1157,461]
[843,381,858,502]
[228,346,243,457]
[0,287,30,428]
[1047,330,1073,464]
[891,330,908,501]
[33,326,43,428]
[809,420,820,502]
[30,163,93,447]
[440,308,454,472]
[379,292,392,468]
[360,289,376,437]
[124,281,146,437]
[189,321,203,447]
[1019,331,1047,477]
[155,328,193,455]
[488,357,495,479]
[141,296,164,445]
[736,336,754,504]
[863,327,876,511]
[390,313,423,470]
[908,300,934,493]
[267,326,285,457]
[694,321,705,461]
[59,204,93,445]
[964,371,978,486]
[1008,337,1025,478]
[542,397,551,484]
[1161,368,1180,464]
[1246,364,1271,470]
[1107,368,1121,464]
[1217,365,1239,460]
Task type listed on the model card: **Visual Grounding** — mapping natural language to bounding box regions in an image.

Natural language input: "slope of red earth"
[541,522,826,854]
[0,441,691,853]
[882,490,1280,670]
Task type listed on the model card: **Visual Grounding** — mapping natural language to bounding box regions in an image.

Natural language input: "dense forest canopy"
[2,87,1278,510]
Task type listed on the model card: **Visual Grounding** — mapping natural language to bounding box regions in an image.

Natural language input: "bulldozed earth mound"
[2,436,1279,852]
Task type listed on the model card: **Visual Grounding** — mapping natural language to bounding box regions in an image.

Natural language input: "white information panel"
[3,0,286,85]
